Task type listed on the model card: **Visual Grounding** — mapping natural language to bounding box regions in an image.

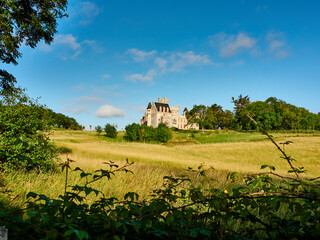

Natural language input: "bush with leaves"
[0,88,57,171]
[95,125,102,136]
[125,123,172,143]
[156,123,172,143]
[141,125,156,142]
[104,123,117,138]
[124,123,141,141]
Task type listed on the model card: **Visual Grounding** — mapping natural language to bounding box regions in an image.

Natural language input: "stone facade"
[140,98,199,130]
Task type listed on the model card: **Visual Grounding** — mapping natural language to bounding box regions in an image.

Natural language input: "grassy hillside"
[2,129,320,206]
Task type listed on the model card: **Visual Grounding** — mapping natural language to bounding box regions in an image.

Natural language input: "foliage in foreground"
[1,154,320,239]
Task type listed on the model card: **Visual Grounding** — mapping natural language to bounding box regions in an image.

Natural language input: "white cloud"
[266,32,289,58]
[154,57,167,73]
[170,51,212,72]
[102,74,111,78]
[61,104,90,115]
[256,5,268,12]
[95,105,126,118]
[126,48,157,62]
[61,95,107,115]
[73,106,88,114]
[82,40,103,52]
[124,49,215,82]
[41,34,101,59]
[75,96,104,103]
[231,60,245,66]
[54,34,81,50]
[125,69,156,82]
[211,32,256,57]
[79,2,101,25]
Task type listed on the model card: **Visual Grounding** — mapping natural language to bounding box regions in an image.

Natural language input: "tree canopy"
[233,96,320,131]
[185,95,320,131]
[0,0,68,91]
[186,104,235,130]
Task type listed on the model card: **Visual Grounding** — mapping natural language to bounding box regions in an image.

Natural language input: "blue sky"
[8,0,320,130]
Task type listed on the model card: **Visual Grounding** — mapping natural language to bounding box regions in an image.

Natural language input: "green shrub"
[104,124,117,138]
[124,123,141,141]
[156,123,172,143]
[95,125,102,136]
[141,125,156,142]
[0,88,57,172]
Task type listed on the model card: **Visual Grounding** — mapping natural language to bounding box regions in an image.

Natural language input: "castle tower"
[147,102,152,126]
[183,107,188,117]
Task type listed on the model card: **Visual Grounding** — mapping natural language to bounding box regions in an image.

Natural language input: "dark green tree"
[233,96,320,131]
[141,125,156,142]
[0,88,57,171]
[0,0,68,92]
[104,124,117,138]
[124,123,141,142]
[186,105,208,131]
[95,125,102,136]
[232,95,251,130]
[156,123,172,143]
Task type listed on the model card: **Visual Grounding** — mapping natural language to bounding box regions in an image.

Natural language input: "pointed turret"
[147,102,152,109]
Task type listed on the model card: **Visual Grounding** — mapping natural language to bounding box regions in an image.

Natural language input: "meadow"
[2,129,320,207]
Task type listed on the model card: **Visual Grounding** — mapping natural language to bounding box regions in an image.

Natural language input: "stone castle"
[140,97,199,130]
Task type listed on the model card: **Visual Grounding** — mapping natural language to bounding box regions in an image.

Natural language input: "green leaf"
[75,230,89,240]
[63,229,74,237]
[27,192,38,199]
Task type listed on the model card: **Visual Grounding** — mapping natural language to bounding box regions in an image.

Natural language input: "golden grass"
[2,130,319,207]
[51,131,320,177]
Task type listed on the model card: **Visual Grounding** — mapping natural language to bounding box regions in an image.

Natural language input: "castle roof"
[183,107,188,112]
[147,102,152,109]
[155,102,171,113]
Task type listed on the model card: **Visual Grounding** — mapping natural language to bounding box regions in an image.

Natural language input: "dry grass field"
[2,130,320,207]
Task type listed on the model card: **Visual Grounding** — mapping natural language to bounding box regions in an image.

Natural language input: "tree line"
[187,95,320,131]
